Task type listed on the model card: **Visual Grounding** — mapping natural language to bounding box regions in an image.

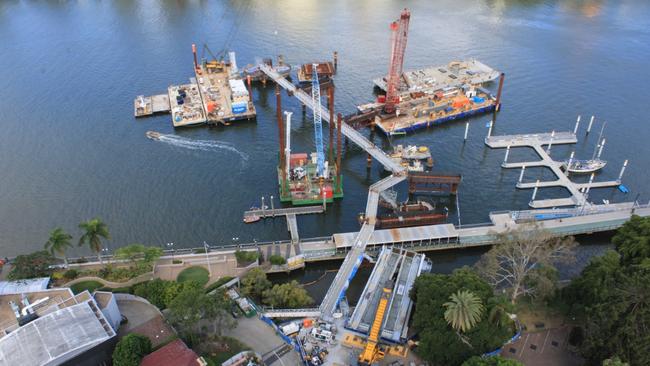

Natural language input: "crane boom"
[384,8,411,115]
[359,284,393,365]
[311,64,325,177]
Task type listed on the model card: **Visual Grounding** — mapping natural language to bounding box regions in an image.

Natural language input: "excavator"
[358,282,393,366]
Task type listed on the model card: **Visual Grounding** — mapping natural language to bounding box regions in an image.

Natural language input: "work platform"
[347,247,429,343]
[373,60,500,95]
[134,94,170,117]
[486,130,621,208]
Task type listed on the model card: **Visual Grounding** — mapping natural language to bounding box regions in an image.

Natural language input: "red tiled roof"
[140,339,200,366]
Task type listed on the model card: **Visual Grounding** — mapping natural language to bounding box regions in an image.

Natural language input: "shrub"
[172,259,183,264]
[8,251,56,280]
[112,334,152,366]
[269,255,286,266]
[235,250,259,265]
[63,269,79,280]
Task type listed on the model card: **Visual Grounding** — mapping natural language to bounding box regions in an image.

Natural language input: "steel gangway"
[259,64,407,319]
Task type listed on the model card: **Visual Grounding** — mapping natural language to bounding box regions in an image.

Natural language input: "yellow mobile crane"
[358,283,393,365]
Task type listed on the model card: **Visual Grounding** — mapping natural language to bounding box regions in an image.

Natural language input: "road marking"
[520,333,530,356]
[540,329,551,353]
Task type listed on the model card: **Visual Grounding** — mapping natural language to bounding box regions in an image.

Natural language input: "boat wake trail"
[156,134,249,161]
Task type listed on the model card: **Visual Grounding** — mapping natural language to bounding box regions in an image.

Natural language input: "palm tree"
[44,227,73,267]
[443,290,484,333]
[78,218,110,263]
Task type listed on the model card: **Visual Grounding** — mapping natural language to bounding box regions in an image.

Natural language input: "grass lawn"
[70,280,104,294]
[177,266,210,286]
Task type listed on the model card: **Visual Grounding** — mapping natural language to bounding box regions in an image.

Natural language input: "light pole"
[203,241,212,277]
[166,242,175,260]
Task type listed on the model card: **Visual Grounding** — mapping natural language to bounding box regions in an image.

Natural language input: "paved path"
[229,317,301,366]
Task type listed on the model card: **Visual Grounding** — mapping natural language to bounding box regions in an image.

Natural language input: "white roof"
[228,79,248,96]
[0,278,50,295]
[333,224,458,248]
[0,302,115,366]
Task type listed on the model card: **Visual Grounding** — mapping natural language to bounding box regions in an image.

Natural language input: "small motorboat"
[243,215,260,224]
[146,131,162,140]
[562,159,606,173]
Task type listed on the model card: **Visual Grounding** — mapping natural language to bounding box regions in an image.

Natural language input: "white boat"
[145,131,162,140]
[562,159,606,173]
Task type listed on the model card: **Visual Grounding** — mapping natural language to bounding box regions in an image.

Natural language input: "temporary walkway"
[486,131,621,208]
[347,247,428,343]
[259,63,407,320]
[243,205,323,219]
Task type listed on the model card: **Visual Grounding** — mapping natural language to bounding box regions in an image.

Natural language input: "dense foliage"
[562,215,650,365]
[263,280,314,308]
[411,268,515,366]
[112,334,151,366]
[168,287,236,346]
[240,268,312,308]
[269,254,287,265]
[461,356,523,366]
[240,268,271,299]
[132,278,202,309]
[235,250,259,265]
[114,243,163,265]
[8,250,56,280]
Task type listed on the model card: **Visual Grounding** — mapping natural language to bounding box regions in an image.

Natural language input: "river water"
[1,1,649,260]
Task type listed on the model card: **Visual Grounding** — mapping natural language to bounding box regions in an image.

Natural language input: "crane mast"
[384,8,411,115]
[311,64,325,177]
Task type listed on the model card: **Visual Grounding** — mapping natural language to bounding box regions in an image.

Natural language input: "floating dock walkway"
[243,205,324,244]
[486,130,623,208]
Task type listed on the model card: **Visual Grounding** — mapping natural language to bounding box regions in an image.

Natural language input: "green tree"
[475,225,576,303]
[8,251,56,280]
[562,216,650,365]
[44,227,73,266]
[112,333,151,366]
[462,355,523,366]
[114,243,163,271]
[410,267,514,366]
[240,267,271,300]
[612,215,650,266]
[444,290,484,333]
[168,286,235,339]
[78,218,110,263]
[269,254,287,266]
[262,281,313,308]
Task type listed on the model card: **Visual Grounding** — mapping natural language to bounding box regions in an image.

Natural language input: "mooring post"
[573,115,581,134]
[487,120,493,138]
[333,51,338,71]
[464,122,469,141]
[270,195,274,216]
[531,180,540,202]
[547,130,555,153]
[503,145,511,165]
[585,172,595,198]
[597,138,606,159]
[261,196,266,216]
[518,165,526,184]
[618,159,628,182]
[567,151,575,175]
[586,115,594,134]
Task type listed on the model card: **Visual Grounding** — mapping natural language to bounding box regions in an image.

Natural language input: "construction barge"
[134,45,256,127]
[351,9,504,135]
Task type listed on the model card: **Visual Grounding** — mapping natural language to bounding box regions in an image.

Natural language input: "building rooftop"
[0,288,79,335]
[140,339,204,366]
[0,278,50,295]
[0,300,115,366]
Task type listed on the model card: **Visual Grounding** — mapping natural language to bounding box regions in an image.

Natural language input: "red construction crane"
[384,8,411,115]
